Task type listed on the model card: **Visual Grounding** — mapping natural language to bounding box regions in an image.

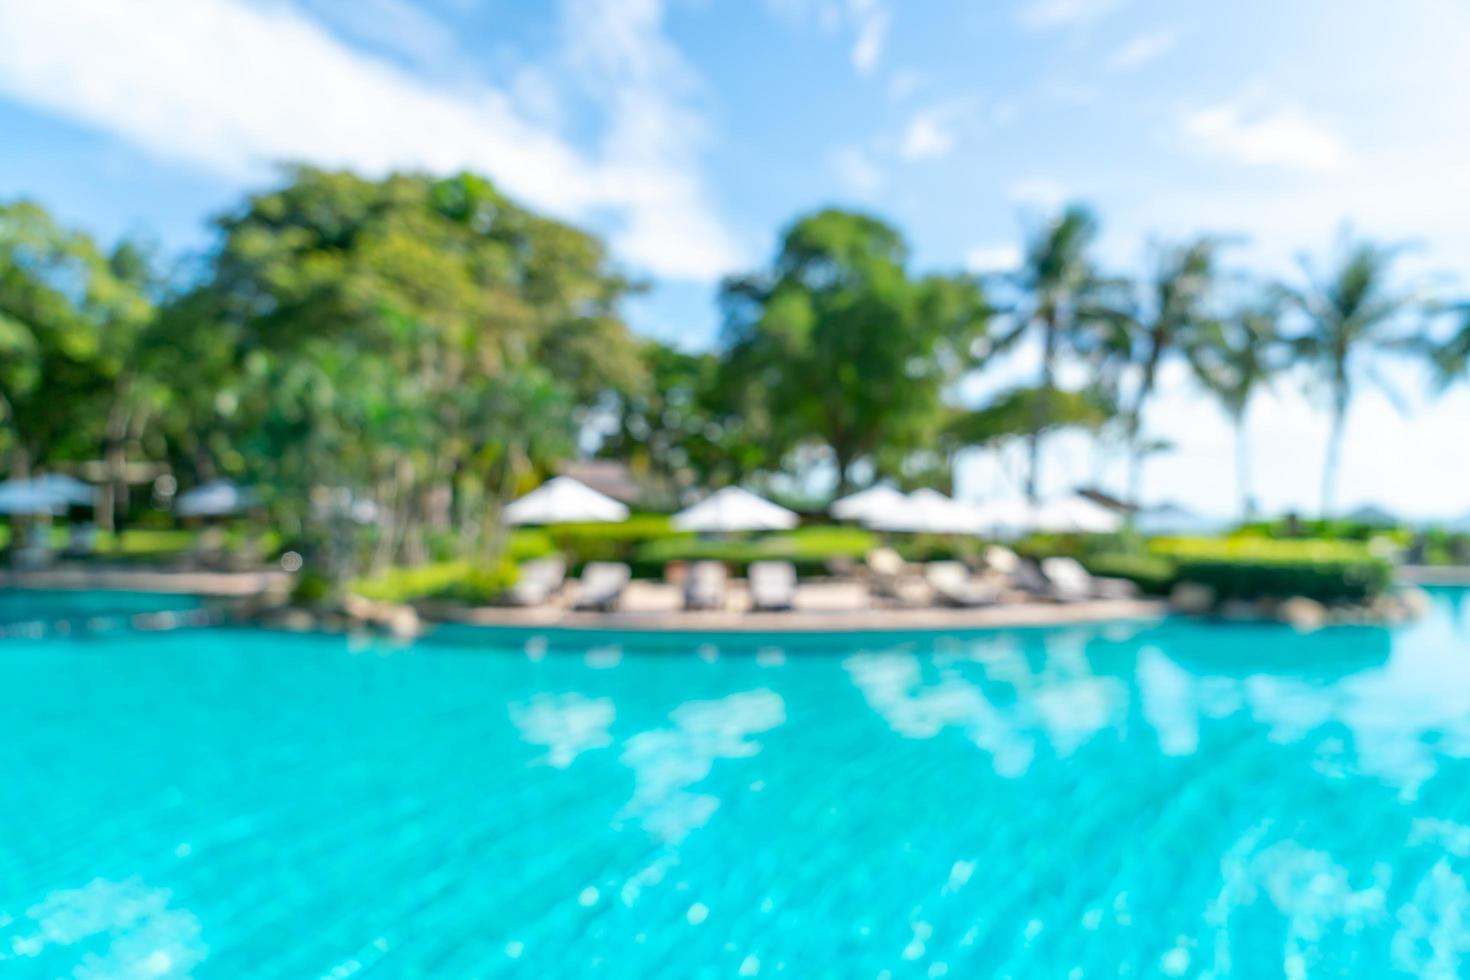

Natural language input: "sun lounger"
[1012,558,1051,596]
[748,560,797,611]
[575,561,629,611]
[685,560,728,611]
[983,545,1021,577]
[1039,557,1138,602]
[925,561,1000,607]
[866,547,912,599]
[507,557,567,606]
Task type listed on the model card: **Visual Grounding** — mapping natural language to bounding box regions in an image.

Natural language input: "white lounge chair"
[685,561,728,611]
[866,547,912,599]
[1039,557,1137,602]
[507,557,566,606]
[749,560,797,611]
[575,562,629,612]
[925,561,1000,608]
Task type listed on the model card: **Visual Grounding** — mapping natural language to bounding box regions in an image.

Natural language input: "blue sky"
[3,0,1470,519]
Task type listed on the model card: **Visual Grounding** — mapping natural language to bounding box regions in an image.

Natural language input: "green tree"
[1186,299,1284,518]
[721,209,990,496]
[996,204,1115,500]
[167,167,640,572]
[0,201,156,519]
[1278,235,1421,516]
[1117,237,1227,506]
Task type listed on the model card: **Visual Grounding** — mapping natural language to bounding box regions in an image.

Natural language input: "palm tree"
[1002,204,1109,501]
[1186,300,1283,518]
[1117,237,1227,507]
[1278,234,1421,517]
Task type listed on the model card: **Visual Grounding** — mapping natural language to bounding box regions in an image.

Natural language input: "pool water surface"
[4,590,1470,977]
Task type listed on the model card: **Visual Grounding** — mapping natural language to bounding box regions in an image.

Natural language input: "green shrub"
[1082,553,1178,595]
[506,528,557,562]
[352,560,519,605]
[291,570,333,604]
[630,525,877,578]
[546,514,685,565]
[1152,537,1393,602]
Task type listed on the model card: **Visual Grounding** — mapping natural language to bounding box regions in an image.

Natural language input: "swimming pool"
[3,590,1470,977]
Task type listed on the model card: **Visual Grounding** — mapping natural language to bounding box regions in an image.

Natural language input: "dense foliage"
[2,165,1465,592]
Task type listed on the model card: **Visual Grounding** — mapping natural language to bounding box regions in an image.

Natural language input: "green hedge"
[1151,537,1393,602]
[352,560,520,605]
[545,514,686,565]
[627,525,876,578]
[1081,553,1177,595]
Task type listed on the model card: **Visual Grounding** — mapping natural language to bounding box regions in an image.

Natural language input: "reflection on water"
[510,692,615,768]
[618,689,785,843]
[6,589,1470,975]
[0,878,204,978]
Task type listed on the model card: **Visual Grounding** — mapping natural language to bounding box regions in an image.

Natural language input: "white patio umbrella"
[175,480,258,518]
[504,476,629,525]
[969,497,1038,539]
[672,487,798,532]
[0,480,68,515]
[1030,495,1123,534]
[866,489,982,535]
[831,484,910,523]
[29,474,96,507]
[1132,502,1225,536]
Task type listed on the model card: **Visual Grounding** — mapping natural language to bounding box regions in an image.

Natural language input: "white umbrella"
[831,484,910,523]
[0,480,67,515]
[176,480,257,518]
[672,487,798,532]
[1133,503,1225,536]
[504,476,629,525]
[1031,495,1123,534]
[970,497,1038,539]
[30,474,95,507]
[866,489,982,535]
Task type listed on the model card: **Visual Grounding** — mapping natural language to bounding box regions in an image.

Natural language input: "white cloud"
[1182,100,1349,174]
[1018,0,1123,31]
[899,102,964,161]
[765,0,889,75]
[964,244,1022,273]
[831,146,885,196]
[297,0,459,68]
[1008,177,1069,210]
[1106,29,1176,71]
[0,0,742,281]
[847,0,889,75]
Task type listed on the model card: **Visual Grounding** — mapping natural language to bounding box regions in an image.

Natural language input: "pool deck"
[0,564,291,597]
[1401,565,1470,586]
[420,580,1168,634]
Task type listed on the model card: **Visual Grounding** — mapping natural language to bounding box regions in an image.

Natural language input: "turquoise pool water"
[4,591,1470,977]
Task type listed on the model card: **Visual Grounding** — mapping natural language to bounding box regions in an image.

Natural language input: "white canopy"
[1030,495,1123,534]
[0,480,68,515]
[866,488,983,535]
[30,474,96,507]
[504,476,629,525]
[969,497,1039,539]
[673,487,798,532]
[1132,503,1225,536]
[176,480,258,518]
[831,484,910,523]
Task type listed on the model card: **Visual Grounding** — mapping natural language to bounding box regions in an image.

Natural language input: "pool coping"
[417,598,1171,635]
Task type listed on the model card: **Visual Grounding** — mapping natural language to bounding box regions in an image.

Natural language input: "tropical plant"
[162,167,640,578]
[720,209,990,496]
[0,201,158,527]
[1116,237,1228,505]
[992,204,1116,500]
[1187,298,1285,518]
[1277,234,1422,516]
